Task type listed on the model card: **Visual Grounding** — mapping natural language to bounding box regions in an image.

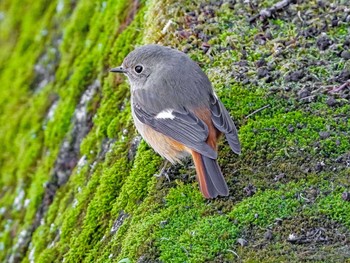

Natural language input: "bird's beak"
[110,66,127,73]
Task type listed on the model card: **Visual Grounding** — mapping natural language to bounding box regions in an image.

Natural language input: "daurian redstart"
[110,44,240,198]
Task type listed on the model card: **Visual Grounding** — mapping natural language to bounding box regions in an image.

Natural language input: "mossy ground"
[0,0,349,262]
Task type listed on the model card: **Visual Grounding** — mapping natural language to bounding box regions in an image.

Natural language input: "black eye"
[134,65,143,73]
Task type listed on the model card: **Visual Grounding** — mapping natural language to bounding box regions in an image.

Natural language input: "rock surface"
[0,0,349,262]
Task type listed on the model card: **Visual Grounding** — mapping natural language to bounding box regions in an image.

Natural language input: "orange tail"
[192,150,229,198]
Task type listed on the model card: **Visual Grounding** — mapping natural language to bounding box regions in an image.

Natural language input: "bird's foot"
[154,161,170,182]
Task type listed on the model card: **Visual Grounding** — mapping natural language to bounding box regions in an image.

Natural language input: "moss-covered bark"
[0,0,349,262]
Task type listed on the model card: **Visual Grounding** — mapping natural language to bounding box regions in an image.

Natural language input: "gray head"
[110,44,209,92]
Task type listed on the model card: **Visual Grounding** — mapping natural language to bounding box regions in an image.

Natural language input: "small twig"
[245,104,271,119]
[297,10,304,22]
[181,246,189,257]
[328,80,350,93]
[226,249,240,258]
[299,193,310,202]
[161,20,174,35]
[311,85,332,94]
[299,95,316,101]
[249,0,296,23]
[284,148,290,158]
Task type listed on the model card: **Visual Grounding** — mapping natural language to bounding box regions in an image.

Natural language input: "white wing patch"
[155,109,175,120]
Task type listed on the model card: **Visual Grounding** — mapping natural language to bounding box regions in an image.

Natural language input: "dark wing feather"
[209,94,241,154]
[133,103,217,159]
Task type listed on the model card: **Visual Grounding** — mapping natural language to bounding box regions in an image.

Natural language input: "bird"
[110,44,240,198]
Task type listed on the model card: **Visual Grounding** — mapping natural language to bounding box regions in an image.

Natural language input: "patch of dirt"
[110,211,129,235]
[234,215,350,262]
[31,40,61,93]
[169,0,350,105]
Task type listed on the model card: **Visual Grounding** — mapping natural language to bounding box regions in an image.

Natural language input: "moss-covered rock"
[0,0,349,262]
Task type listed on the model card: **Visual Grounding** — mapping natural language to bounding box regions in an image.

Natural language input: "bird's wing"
[209,94,241,154]
[133,102,217,159]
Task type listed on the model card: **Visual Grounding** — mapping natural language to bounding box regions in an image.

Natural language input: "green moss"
[240,109,350,159]
[159,179,345,262]
[112,179,333,262]
[30,2,151,261]
[1,0,350,262]
[317,188,350,228]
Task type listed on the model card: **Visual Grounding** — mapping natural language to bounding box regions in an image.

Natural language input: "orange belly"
[132,115,190,163]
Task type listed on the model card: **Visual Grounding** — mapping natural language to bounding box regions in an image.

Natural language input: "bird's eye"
[134,65,143,74]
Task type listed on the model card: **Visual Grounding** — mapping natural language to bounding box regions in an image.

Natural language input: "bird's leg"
[154,160,170,181]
